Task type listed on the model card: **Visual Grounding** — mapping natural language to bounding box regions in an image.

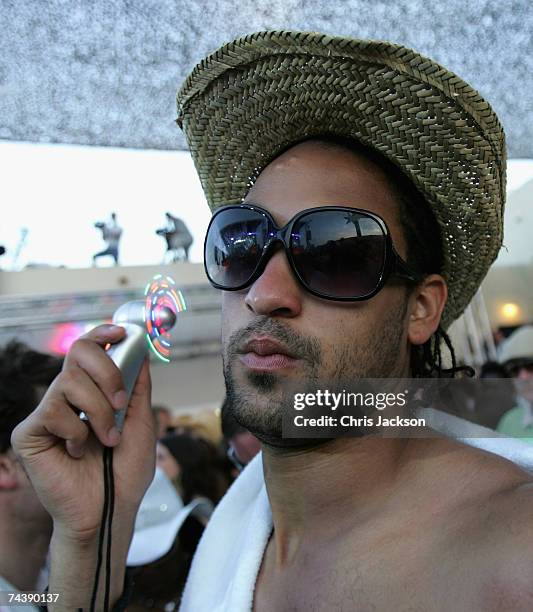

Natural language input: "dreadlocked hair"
[410,326,473,378]
[302,134,470,378]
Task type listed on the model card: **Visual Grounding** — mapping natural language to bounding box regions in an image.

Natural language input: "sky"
[1,140,532,270]
[0,140,212,269]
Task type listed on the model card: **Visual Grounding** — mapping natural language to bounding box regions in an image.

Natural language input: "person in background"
[469,360,516,430]
[152,405,174,438]
[220,396,261,473]
[172,411,223,446]
[497,325,533,443]
[157,432,230,522]
[480,360,507,379]
[156,212,193,263]
[92,212,123,266]
[126,468,207,612]
[0,342,62,610]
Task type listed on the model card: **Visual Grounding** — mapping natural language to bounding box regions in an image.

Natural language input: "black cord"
[89,446,115,612]
[104,447,115,611]
[90,447,110,612]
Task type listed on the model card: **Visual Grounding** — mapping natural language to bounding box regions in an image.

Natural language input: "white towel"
[420,408,533,472]
[179,452,271,612]
[179,412,533,612]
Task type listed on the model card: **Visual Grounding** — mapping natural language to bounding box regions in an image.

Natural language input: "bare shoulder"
[470,474,533,610]
[491,479,533,562]
[460,443,533,548]
[429,440,533,609]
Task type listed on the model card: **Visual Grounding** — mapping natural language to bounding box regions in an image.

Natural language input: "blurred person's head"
[157,433,229,505]
[0,341,62,588]
[153,405,174,438]
[1,341,62,518]
[221,396,260,470]
[500,325,533,403]
[172,411,223,446]
[480,361,507,379]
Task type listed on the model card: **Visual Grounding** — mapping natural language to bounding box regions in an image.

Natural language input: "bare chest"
[252,534,491,612]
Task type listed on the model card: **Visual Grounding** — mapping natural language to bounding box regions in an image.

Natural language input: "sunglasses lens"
[291,210,387,298]
[205,208,268,288]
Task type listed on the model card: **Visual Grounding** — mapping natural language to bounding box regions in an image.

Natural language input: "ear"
[0,452,20,490]
[407,274,448,346]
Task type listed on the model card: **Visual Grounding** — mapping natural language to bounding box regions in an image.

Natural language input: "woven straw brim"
[176,30,506,327]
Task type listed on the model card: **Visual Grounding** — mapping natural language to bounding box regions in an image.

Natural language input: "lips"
[238,337,298,371]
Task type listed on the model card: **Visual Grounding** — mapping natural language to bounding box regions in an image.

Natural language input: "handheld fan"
[106,275,186,430]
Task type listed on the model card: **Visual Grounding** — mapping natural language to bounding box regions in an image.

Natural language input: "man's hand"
[10,324,157,609]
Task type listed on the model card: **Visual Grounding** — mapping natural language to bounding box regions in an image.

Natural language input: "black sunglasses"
[204,204,423,301]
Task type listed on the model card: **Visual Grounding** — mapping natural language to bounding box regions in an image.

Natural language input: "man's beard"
[223,301,407,446]
[223,317,321,444]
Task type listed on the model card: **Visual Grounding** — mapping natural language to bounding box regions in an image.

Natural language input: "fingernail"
[114,390,128,410]
[105,324,124,334]
[108,426,121,446]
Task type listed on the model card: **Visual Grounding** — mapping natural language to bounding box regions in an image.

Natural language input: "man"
[156,212,193,263]
[0,342,62,610]
[93,212,123,266]
[10,31,533,611]
[497,325,533,443]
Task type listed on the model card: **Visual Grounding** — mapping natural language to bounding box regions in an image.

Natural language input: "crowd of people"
[434,325,533,437]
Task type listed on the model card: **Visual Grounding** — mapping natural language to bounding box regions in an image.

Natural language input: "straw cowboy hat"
[176,30,506,327]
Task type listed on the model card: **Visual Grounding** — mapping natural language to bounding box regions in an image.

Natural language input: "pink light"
[49,320,109,355]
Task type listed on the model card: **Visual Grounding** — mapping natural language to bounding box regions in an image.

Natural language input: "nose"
[244,248,303,317]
